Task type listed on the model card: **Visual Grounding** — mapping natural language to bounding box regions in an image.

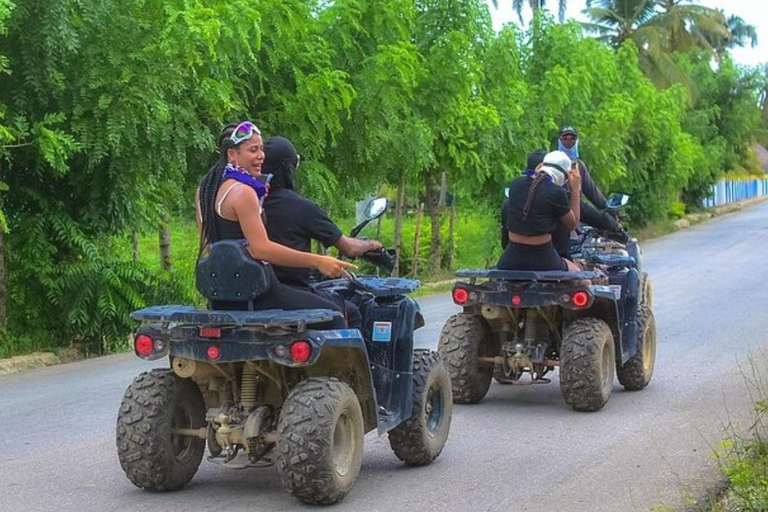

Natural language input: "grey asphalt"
[2,202,768,512]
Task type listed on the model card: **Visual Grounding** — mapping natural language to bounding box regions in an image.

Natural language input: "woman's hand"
[315,255,358,278]
[568,168,582,190]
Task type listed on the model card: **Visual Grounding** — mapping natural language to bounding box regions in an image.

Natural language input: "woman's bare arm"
[228,186,355,276]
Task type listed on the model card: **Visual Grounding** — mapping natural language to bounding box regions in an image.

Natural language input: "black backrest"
[195,239,271,303]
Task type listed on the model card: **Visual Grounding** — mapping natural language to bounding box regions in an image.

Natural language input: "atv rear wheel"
[617,273,657,390]
[438,313,496,404]
[388,349,452,466]
[116,369,206,492]
[560,318,615,412]
[276,377,364,505]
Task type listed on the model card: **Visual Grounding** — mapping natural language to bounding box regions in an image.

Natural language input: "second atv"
[438,194,656,412]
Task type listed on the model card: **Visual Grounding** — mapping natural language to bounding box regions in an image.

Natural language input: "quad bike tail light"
[290,340,312,364]
[206,345,221,361]
[199,326,221,338]
[511,295,522,306]
[572,291,590,308]
[452,287,469,305]
[134,334,154,358]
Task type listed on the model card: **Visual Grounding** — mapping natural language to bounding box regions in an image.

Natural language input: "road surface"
[2,202,768,511]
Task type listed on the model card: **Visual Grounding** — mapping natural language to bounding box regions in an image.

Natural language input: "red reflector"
[453,288,469,305]
[572,291,590,308]
[135,334,154,357]
[511,295,522,306]
[200,327,221,338]
[207,345,221,361]
[290,341,312,364]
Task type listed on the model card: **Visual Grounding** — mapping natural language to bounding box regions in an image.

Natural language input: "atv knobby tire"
[617,272,657,391]
[438,313,496,404]
[388,349,452,466]
[560,318,615,412]
[276,377,364,505]
[116,369,206,492]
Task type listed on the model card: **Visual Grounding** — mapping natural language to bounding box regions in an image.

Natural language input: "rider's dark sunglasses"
[560,135,577,141]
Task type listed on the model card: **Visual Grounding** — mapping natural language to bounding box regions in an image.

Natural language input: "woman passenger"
[196,121,354,326]
[497,151,582,272]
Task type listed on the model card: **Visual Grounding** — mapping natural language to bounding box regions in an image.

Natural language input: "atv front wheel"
[438,313,496,404]
[116,369,206,491]
[560,318,615,412]
[617,273,657,390]
[388,349,452,466]
[276,377,364,505]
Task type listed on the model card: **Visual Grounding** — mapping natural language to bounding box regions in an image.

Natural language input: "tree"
[582,0,732,88]
[317,0,431,272]
[0,0,262,351]
[242,0,356,211]
[413,0,500,275]
[710,13,758,60]
[0,0,13,327]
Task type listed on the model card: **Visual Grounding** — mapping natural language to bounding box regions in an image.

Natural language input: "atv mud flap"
[618,268,639,364]
[360,296,419,434]
[370,364,412,433]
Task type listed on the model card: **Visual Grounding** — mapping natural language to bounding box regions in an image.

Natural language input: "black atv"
[116,198,452,505]
[437,194,656,412]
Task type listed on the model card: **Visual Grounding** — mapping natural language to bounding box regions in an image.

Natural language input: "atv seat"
[456,268,605,283]
[196,239,271,309]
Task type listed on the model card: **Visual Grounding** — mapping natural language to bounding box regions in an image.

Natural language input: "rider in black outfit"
[498,151,581,272]
[501,149,547,251]
[554,126,621,256]
[262,136,382,328]
[261,136,382,288]
[195,123,354,328]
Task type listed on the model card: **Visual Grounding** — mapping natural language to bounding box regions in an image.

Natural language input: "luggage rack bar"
[131,305,340,327]
[455,269,605,282]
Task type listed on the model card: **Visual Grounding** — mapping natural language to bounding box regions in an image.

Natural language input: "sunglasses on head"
[230,121,261,146]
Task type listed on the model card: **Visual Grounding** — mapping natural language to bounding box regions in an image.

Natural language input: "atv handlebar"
[360,247,396,273]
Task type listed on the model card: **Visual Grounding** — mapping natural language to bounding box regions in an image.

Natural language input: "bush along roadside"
[708,356,768,511]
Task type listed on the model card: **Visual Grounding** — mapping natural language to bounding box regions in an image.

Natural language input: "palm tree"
[708,14,758,59]
[582,0,737,88]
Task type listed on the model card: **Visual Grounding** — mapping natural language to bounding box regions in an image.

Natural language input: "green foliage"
[714,396,768,510]
[668,201,686,219]
[7,213,192,354]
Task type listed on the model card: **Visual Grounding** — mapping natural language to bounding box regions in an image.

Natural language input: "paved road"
[2,202,768,512]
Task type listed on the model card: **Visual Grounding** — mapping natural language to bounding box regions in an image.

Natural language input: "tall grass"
[710,354,768,511]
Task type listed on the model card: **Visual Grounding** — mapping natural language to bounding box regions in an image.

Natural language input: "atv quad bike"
[116,198,452,505]
[438,194,656,412]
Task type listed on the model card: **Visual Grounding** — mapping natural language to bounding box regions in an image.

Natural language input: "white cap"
[539,150,571,187]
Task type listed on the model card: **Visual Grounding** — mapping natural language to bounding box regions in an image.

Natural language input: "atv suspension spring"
[524,309,538,345]
[241,364,258,411]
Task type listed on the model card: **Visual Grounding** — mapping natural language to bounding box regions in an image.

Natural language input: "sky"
[487,0,768,67]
